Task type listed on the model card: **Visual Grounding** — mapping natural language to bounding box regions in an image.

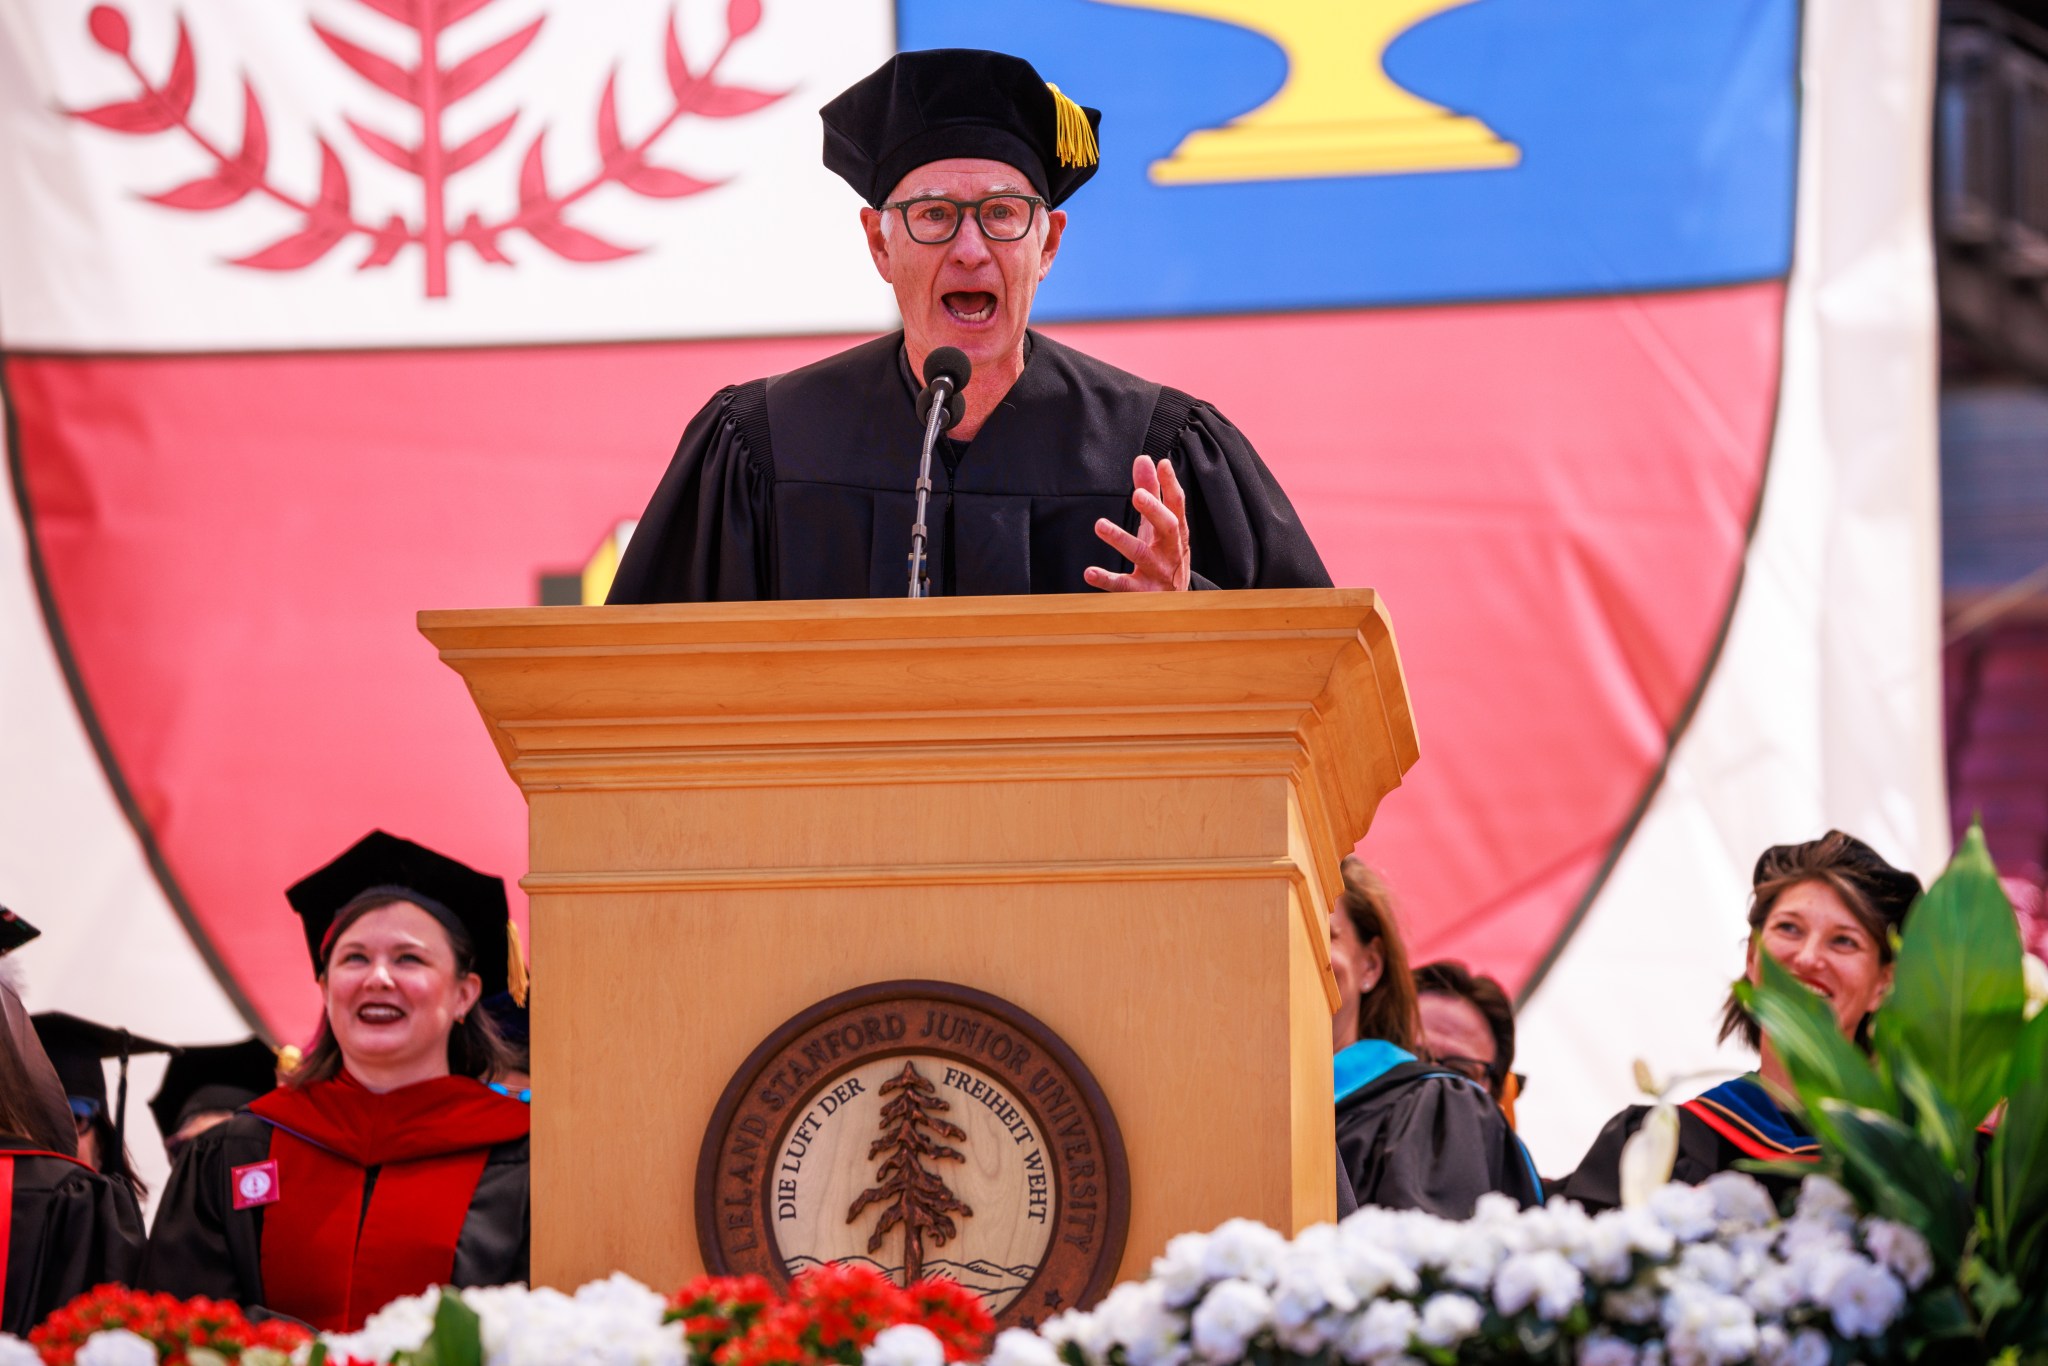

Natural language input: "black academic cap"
[821,49,1102,209]
[31,1013,177,1110]
[148,1037,279,1139]
[286,830,515,996]
[32,1012,178,1163]
[0,906,39,956]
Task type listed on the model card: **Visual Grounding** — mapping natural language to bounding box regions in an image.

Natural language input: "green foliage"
[397,1291,483,1366]
[1742,823,2045,1360]
[1877,828,2025,1129]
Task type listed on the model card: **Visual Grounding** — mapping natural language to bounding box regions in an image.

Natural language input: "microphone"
[908,347,972,598]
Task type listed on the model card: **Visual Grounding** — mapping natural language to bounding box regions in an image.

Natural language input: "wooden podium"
[421,590,1417,1296]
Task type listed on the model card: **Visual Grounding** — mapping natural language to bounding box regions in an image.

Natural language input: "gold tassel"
[273,1044,303,1077]
[507,919,531,1008]
[1046,83,1097,170]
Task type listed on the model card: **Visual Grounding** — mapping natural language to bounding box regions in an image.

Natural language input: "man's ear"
[861,207,894,283]
[1038,208,1066,281]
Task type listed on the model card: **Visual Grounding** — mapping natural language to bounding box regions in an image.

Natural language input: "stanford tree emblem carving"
[66,0,786,297]
[846,1061,973,1286]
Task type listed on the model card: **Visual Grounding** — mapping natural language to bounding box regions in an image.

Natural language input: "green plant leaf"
[1882,1034,1974,1173]
[1737,950,1895,1141]
[1819,1100,1973,1270]
[1989,1008,2048,1289]
[1876,824,2026,1128]
[424,1289,483,1366]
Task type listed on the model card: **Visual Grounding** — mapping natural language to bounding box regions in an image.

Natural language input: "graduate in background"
[608,49,1329,603]
[1558,831,1919,1211]
[1330,864,1542,1216]
[149,1039,284,1166]
[31,1011,176,1201]
[0,912,145,1334]
[143,832,530,1330]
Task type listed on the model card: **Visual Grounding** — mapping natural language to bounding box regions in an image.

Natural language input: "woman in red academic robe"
[142,832,531,1330]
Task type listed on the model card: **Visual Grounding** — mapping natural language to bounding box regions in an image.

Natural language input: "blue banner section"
[895,0,1798,319]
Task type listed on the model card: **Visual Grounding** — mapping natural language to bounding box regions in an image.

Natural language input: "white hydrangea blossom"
[0,1336,43,1366]
[77,1331,159,1366]
[1806,1252,1905,1340]
[1335,1299,1417,1365]
[1414,1294,1482,1349]
[1647,1184,1718,1243]
[1189,1279,1273,1363]
[1493,1249,1585,1319]
[1661,1284,1759,1366]
[865,1324,946,1366]
[1579,1333,1641,1366]
[1861,1218,1933,1290]
[987,1327,1063,1366]
[1792,1177,1857,1233]
[1200,1220,1289,1288]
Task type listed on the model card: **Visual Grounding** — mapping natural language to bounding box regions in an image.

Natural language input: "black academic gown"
[1,1137,145,1335]
[140,1113,529,1311]
[607,331,1332,602]
[1335,1044,1544,1219]
[1556,1076,1818,1213]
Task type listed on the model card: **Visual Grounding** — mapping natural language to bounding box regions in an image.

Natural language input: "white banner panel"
[1515,0,1949,1175]
[0,0,896,351]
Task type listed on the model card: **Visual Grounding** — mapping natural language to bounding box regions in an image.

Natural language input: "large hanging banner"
[0,0,1942,1168]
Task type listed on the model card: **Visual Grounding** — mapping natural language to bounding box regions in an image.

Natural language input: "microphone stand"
[907,378,956,598]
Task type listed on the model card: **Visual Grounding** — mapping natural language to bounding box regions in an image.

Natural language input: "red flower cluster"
[30,1285,310,1366]
[667,1266,994,1366]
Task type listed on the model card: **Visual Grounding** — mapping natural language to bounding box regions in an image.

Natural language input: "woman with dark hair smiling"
[1331,861,1542,1216]
[143,831,531,1330]
[1559,830,1921,1211]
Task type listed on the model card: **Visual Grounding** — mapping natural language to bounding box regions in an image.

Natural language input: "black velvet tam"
[30,1012,176,1109]
[149,1037,279,1138]
[286,830,509,992]
[821,49,1101,207]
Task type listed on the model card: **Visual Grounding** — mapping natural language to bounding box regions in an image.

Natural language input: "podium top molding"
[420,589,1418,859]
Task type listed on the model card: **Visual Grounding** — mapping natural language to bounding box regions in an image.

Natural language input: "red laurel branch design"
[67,0,784,299]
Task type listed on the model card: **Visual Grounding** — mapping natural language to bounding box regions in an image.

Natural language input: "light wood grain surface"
[422,590,1417,1295]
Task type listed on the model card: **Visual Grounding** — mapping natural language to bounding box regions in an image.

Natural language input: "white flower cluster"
[315,1274,686,1366]
[991,1175,1922,1366]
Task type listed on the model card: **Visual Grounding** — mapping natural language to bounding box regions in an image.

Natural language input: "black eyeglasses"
[882,194,1046,244]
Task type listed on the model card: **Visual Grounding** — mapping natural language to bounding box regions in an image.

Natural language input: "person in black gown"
[1558,831,1921,1211]
[0,913,144,1334]
[148,1038,282,1167]
[142,832,531,1330]
[1330,863,1542,1216]
[607,49,1330,604]
[30,1013,175,1202]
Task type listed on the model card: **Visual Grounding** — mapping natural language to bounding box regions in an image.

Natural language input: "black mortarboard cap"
[286,830,514,995]
[32,1012,177,1159]
[0,906,39,956]
[148,1037,280,1140]
[822,49,1101,209]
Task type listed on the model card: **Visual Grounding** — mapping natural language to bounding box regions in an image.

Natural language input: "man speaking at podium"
[608,49,1330,603]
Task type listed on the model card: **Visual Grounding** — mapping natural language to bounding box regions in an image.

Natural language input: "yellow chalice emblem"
[1098,0,1519,184]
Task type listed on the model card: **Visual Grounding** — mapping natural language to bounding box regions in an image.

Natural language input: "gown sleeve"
[606,385,776,604]
[449,1139,530,1289]
[1338,1075,1540,1219]
[3,1161,145,1336]
[1170,402,1333,591]
[139,1119,265,1305]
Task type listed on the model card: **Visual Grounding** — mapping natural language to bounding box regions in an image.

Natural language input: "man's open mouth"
[942,291,996,323]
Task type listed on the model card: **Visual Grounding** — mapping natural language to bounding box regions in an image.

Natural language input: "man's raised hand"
[1086,455,1191,593]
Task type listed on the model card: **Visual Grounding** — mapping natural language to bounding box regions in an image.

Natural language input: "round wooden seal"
[698,980,1130,1329]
